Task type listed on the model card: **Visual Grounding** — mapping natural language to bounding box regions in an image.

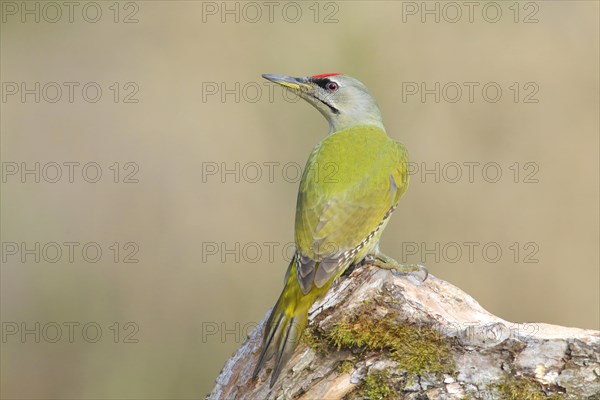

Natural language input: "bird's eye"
[325,82,338,92]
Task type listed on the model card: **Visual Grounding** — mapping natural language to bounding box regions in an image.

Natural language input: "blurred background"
[1,1,598,398]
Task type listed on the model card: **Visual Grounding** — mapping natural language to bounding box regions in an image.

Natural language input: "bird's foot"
[363,253,428,282]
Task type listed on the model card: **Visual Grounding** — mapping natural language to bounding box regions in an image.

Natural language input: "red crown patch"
[311,73,341,79]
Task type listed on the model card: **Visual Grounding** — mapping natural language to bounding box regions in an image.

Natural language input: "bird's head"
[262,73,384,134]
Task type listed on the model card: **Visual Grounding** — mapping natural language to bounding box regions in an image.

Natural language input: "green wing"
[294,126,409,293]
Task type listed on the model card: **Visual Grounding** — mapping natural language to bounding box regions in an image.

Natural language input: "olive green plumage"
[253,74,410,387]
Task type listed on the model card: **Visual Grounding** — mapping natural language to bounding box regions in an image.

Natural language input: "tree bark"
[208,265,600,399]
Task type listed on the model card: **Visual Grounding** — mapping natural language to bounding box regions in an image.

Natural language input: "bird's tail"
[252,255,313,387]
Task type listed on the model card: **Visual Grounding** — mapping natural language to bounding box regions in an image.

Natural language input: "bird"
[253,73,426,388]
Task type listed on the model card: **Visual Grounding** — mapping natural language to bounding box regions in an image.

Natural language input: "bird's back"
[295,125,409,265]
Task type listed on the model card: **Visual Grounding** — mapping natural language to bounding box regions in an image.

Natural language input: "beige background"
[1,1,598,398]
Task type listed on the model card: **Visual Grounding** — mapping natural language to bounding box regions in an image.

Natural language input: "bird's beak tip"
[262,74,307,91]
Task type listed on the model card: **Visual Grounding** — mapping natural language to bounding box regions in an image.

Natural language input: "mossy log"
[208,265,599,399]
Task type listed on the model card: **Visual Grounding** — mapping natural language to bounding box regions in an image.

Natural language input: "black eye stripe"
[312,78,333,90]
[308,77,340,114]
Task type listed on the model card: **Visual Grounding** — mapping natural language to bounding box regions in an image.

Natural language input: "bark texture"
[208,265,600,399]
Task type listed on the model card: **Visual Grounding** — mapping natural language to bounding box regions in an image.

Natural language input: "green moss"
[338,360,354,374]
[301,326,329,354]
[358,370,396,400]
[324,302,454,376]
[496,376,564,400]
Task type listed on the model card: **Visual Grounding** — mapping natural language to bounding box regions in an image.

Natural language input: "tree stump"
[208,265,600,399]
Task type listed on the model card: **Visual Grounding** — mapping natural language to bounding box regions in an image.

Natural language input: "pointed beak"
[262,74,311,92]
